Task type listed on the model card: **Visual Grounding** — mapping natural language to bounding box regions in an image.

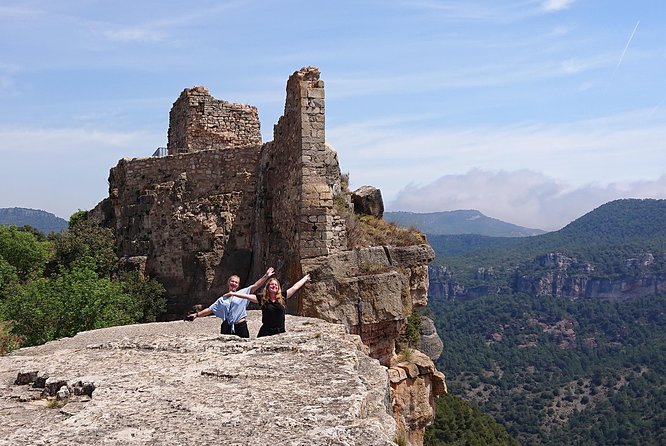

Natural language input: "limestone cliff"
[430,252,666,301]
[89,67,445,444]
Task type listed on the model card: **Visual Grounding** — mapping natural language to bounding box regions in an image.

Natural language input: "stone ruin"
[90,67,445,445]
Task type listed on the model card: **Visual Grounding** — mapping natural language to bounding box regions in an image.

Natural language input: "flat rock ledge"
[0,311,397,446]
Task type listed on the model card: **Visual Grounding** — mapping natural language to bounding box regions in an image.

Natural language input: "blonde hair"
[262,278,284,306]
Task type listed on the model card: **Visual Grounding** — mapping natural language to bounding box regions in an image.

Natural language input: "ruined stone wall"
[167,87,262,155]
[96,146,261,316]
[252,67,347,297]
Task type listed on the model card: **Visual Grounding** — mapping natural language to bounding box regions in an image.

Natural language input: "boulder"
[352,186,384,218]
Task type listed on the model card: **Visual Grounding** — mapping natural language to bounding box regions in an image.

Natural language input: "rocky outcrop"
[352,186,384,218]
[428,264,495,301]
[0,312,398,446]
[389,350,447,446]
[418,316,444,361]
[430,252,666,301]
[300,244,435,365]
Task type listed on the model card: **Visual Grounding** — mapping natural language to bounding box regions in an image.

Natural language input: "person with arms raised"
[186,267,274,338]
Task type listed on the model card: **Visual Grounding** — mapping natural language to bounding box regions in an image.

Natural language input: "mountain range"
[385,209,546,237]
[0,207,68,235]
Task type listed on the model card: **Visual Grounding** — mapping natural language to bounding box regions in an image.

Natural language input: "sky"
[1,0,665,231]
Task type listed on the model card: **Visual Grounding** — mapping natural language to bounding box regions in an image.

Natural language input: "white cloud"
[401,1,548,23]
[543,0,575,12]
[389,169,666,231]
[0,127,159,154]
[0,126,163,218]
[0,5,42,19]
[104,27,166,43]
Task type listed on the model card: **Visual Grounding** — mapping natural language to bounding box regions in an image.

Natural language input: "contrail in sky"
[616,20,640,69]
[608,20,640,89]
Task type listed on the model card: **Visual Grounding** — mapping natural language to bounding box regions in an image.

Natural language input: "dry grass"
[333,178,425,249]
[46,397,69,409]
[355,215,425,247]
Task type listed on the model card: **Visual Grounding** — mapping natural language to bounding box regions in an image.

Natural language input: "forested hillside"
[427,293,666,445]
[430,199,666,284]
[425,199,666,444]
[0,207,68,235]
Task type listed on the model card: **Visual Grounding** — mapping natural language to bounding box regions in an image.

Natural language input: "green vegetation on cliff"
[428,292,666,445]
[425,393,519,446]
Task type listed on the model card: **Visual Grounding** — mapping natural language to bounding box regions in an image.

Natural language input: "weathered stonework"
[90,67,445,445]
[93,148,261,316]
[167,86,262,154]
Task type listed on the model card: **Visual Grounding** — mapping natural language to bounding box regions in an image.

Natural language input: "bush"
[0,320,23,355]
[398,311,422,350]
[1,259,137,346]
[118,271,167,323]
[0,226,51,280]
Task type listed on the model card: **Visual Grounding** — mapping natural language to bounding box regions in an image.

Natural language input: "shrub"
[398,311,422,351]
[0,321,23,355]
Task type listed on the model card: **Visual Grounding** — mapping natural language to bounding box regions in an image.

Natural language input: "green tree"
[1,258,137,346]
[425,393,519,446]
[118,271,167,323]
[49,218,116,277]
[0,226,51,280]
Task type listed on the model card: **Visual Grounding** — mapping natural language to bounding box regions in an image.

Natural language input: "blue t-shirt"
[208,285,252,323]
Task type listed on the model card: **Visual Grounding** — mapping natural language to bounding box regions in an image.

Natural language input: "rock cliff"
[429,252,666,301]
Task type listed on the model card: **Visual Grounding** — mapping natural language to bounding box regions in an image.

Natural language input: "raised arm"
[286,274,311,299]
[223,291,258,304]
[248,267,275,293]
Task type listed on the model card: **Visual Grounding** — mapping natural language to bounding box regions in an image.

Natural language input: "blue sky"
[1,0,664,230]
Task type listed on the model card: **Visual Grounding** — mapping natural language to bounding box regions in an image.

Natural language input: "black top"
[261,291,286,330]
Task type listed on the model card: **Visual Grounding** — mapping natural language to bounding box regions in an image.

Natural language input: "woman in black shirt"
[257,274,310,337]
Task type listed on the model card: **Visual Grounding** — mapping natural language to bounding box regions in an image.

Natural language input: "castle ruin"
[91,67,444,445]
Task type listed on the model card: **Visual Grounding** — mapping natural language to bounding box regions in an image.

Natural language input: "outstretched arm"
[249,267,275,293]
[223,291,258,304]
[185,307,213,321]
[286,274,311,299]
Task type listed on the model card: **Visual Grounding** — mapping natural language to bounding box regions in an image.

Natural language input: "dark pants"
[220,320,249,338]
[257,325,285,338]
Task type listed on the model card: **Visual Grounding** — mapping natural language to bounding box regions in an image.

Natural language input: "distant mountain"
[429,198,666,267]
[385,210,546,237]
[0,207,68,235]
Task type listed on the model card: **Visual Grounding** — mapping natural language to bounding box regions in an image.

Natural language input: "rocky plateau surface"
[0,311,397,446]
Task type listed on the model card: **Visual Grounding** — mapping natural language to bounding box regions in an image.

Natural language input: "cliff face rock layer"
[0,313,398,445]
[429,253,666,301]
[90,67,445,444]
